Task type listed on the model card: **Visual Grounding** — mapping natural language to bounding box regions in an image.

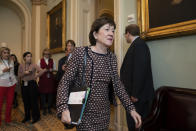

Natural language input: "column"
[31,0,47,63]
[114,0,129,130]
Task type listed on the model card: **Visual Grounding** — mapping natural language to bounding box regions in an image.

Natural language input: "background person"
[10,54,20,108]
[121,24,155,131]
[37,48,56,115]
[0,47,17,126]
[56,40,76,84]
[18,52,46,124]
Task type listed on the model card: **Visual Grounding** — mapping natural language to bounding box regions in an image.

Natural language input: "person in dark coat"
[57,17,142,131]
[56,40,76,84]
[10,54,20,108]
[37,48,56,115]
[120,24,155,131]
[56,40,75,129]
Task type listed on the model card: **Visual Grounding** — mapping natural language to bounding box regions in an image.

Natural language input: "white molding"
[10,0,32,52]
[34,5,41,63]
[68,0,80,46]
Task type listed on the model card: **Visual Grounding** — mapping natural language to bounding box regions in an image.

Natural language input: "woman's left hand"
[130,110,142,129]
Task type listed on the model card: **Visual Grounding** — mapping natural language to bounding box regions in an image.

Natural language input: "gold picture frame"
[137,0,196,40]
[47,0,66,53]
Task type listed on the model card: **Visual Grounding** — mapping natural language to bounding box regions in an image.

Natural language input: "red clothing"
[38,58,56,94]
[0,84,16,125]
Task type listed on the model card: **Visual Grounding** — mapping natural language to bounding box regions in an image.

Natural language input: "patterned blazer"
[56,46,135,130]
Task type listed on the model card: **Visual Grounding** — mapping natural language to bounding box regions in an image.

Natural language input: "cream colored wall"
[121,0,137,57]
[0,0,32,63]
[21,0,32,11]
[78,0,96,46]
[47,0,62,11]
[0,5,23,62]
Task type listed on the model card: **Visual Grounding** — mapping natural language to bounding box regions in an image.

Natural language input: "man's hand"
[61,109,71,124]
[62,64,67,71]
[130,110,142,129]
[130,96,138,103]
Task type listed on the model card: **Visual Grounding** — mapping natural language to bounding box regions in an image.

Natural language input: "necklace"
[2,59,10,69]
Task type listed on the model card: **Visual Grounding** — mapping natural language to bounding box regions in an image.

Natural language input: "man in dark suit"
[56,40,76,83]
[56,40,75,129]
[120,24,155,131]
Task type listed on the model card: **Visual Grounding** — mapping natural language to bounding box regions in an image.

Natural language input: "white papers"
[24,81,28,86]
[68,91,86,104]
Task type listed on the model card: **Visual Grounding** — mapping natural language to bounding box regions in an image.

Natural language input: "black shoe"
[31,118,40,124]
[13,93,18,108]
[64,123,75,129]
[13,102,18,108]
[42,109,47,116]
[22,118,30,123]
[48,109,52,114]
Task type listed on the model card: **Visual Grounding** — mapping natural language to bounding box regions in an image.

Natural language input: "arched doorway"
[0,0,31,62]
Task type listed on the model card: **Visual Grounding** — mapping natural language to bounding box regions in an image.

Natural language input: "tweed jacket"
[57,46,135,130]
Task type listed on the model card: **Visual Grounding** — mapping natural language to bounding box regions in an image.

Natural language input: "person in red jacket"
[37,48,56,115]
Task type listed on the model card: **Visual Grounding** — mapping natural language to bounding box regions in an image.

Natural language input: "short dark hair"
[23,52,32,58]
[89,16,116,46]
[125,24,140,36]
[65,40,76,50]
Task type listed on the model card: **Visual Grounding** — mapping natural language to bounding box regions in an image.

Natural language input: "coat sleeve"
[58,58,63,72]
[56,48,80,116]
[132,43,149,99]
[112,54,135,112]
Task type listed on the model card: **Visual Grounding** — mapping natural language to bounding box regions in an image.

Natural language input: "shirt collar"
[44,57,49,61]
[132,36,139,44]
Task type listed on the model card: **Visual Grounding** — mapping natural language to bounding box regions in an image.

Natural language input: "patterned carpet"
[0,96,75,131]
[0,96,114,131]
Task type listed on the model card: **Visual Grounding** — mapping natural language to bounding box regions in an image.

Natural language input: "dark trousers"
[40,93,53,110]
[21,80,40,120]
[13,92,18,108]
[126,100,152,131]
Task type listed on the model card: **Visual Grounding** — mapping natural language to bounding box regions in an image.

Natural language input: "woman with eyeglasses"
[0,47,17,126]
[37,48,56,116]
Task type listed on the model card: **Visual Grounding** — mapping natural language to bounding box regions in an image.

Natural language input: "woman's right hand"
[130,110,142,129]
[3,67,10,73]
[24,70,30,75]
[61,109,71,124]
